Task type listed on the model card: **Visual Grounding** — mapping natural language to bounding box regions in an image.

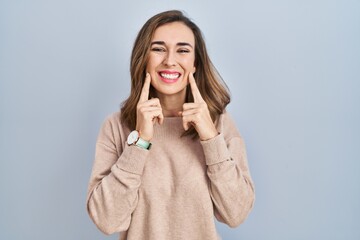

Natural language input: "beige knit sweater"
[86,111,255,240]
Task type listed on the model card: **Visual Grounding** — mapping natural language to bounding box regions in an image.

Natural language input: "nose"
[163,51,176,66]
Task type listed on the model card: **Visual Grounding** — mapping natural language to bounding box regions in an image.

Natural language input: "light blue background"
[1,0,359,239]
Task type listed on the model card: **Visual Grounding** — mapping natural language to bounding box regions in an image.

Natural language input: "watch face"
[127,131,139,145]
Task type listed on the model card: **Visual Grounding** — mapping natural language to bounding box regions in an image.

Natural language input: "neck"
[157,92,186,117]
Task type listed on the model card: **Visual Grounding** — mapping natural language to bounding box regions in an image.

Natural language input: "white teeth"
[160,73,180,79]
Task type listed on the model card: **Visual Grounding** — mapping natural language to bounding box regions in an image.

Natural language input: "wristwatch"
[127,130,151,150]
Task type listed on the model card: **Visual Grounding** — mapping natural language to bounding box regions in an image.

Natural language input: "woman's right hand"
[136,73,164,141]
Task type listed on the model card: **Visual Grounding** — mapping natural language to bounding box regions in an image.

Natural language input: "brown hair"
[121,10,231,138]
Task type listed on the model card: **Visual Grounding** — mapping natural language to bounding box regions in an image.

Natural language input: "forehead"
[152,22,195,45]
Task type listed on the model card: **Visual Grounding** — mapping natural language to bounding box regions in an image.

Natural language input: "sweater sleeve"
[86,114,149,235]
[200,113,255,228]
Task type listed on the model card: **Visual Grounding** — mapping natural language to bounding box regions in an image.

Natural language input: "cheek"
[146,55,159,71]
[180,56,195,71]
[146,58,155,71]
[184,61,195,72]
[150,54,164,64]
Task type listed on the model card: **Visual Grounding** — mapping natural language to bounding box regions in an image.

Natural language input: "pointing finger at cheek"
[189,72,204,103]
[139,73,151,103]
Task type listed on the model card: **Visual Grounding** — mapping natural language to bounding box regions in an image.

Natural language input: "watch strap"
[136,137,152,150]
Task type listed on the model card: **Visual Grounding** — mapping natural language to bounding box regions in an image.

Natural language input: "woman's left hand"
[181,73,218,141]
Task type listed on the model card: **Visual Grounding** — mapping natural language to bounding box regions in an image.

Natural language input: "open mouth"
[158,71,181,83]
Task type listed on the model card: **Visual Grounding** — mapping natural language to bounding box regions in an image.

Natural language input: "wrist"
[139,131,151,142]
[127,130,152,150]
[200,124,218,140]
[200,131,219,141]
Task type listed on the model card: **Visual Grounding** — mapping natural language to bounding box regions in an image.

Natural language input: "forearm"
[207,159,255,227]
[201,134,255,227]
[87,143,148,234]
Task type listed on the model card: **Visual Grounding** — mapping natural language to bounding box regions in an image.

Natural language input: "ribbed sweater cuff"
[200,133,231,165]
[114,143,149,175]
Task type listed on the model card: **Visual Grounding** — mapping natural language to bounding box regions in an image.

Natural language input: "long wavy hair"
[121,10,231,138]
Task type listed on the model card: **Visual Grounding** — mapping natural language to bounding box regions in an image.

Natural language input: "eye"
[151,47,166,52]
[178,49,190,54]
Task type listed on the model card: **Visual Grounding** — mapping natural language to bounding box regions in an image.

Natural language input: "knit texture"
[87,111,255,240]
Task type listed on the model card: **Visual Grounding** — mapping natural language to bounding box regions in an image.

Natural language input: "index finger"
[139,73,151,102]
[189,72,204,103]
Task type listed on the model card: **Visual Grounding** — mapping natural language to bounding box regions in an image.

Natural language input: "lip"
[157,70,182,84]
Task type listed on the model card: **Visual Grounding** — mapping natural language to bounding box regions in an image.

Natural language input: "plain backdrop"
[0,0,359,239]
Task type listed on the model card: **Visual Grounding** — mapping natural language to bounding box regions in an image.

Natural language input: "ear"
[192,66,196,73]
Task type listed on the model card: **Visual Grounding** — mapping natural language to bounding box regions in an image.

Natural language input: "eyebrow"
[151,41,193,48]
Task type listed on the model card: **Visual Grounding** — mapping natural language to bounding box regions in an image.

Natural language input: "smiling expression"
[146,22,196,101]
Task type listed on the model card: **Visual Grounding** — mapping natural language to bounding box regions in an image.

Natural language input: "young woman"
[87,10,255,240]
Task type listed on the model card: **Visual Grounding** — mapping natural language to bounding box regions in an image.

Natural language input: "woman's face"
[146,21,196,101]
